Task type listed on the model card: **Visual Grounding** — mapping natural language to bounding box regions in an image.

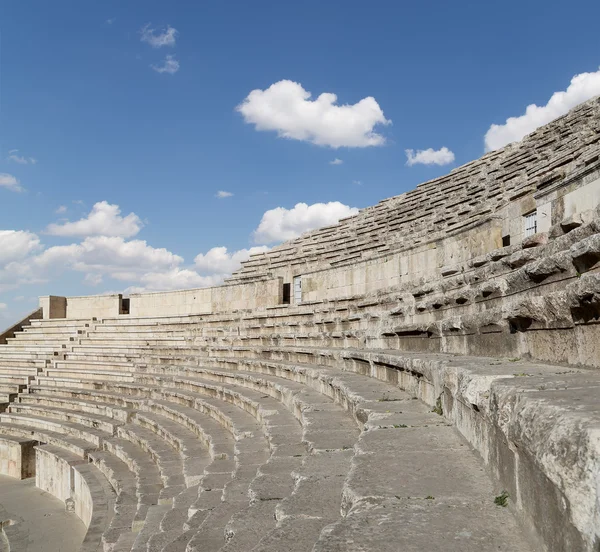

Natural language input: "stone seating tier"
[228,98,600,282]
[0,320,548,551]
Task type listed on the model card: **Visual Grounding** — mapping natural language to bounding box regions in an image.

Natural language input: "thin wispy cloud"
[7,149,36,165]
[152,55,180,75]
[55,205,67,215]
[140,24,178,48]
[330,158,343,165]
[106,18,116,25]
[215,190,233,198]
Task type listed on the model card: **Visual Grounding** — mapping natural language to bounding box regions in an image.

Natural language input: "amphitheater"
[1,97,600,552]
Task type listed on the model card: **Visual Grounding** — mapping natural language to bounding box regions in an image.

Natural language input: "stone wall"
[129,278,282,317]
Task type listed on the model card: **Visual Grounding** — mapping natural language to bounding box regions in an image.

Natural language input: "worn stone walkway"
[0,475,86,552]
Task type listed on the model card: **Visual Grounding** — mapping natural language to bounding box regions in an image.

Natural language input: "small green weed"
[494,491,509,507]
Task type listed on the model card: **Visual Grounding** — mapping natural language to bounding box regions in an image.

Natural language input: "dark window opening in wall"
[502,235,511,247]
[282,283,291,304]
[121,297,130,315]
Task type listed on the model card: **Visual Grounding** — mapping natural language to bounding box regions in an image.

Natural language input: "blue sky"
[1,0,600,324]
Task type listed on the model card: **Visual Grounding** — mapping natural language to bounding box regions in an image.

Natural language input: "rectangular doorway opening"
[282,283,291,304]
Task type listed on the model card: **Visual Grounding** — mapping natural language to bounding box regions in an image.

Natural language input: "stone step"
[116,423,186,503]
[132,411,211,487]
[0,422,94,456]
[8,403,121,434]
[0,413,106,447]
[42,368,135,382]
[18,393,133,422]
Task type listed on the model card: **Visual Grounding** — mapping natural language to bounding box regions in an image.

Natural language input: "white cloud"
[194,246,270,274]
[55,205,67,214]
[0,231,44,292]
[7,150,36,165]
[236,80,391,148]
[0,303,7,311]
[35,236,181,275]
[485,67,600,151]
[106,18,115,25]
[134,268,223,292]
[352,180,362,186]
[45,201,143,238]
[140,24,177,48]
[253,201,359,244]
[152,55,180,75]
[216,190,233,198]
[0,173,24,192]
[0,231,41,264]
[330,158,343,165]
[405,147,455,167]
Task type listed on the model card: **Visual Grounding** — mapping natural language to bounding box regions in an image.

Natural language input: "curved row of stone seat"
[0,352,375,551]
[0,366,273,550]
[5,274,599,551]
[30,348,538,550]
[50,217,600,373]
[53,329,599,551]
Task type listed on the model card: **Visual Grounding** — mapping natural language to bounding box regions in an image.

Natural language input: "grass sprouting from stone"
[494,491,509,507]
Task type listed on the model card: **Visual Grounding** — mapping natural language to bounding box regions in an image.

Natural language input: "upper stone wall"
[228,96,600,283]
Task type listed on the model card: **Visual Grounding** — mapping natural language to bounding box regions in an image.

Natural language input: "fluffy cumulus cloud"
[485,67,600,151]
[45,201,143,238]
[253,201,359,244]
[215,190,233,198]
[237,80,391,148]
[0,173,24,192]
[0,231,42,264]
[35,236,181,275]
[140,24,177,48]
[405,147,455,167]
[0,231,45,292]
[133,269,223,293]
[152,55,180,75]
[194,246,270,274]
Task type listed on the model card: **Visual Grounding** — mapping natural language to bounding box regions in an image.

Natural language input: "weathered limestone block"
[560,209,595,232]
[524,250,573,283]
[0,436,36,479]
[522,232,549,249]
[440,264,461,277]
[477,279,506,299]
[566,273,600,323]
[503,249,534,269]
[570,234,600,272]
